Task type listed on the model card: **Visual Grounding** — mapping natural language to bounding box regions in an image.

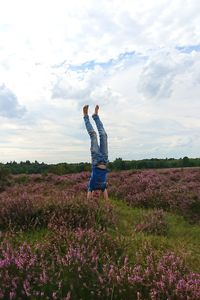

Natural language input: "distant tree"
[112,158,125,170]
[182,156,190,167]
[2,157,200,175]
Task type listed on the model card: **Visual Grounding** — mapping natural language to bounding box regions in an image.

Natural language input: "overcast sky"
[0,0,200,163]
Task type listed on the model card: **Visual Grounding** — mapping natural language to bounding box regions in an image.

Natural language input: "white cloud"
[0,84,26,118]
[0,0,200,162]
[51,65,123,109]
[137,50,195,100]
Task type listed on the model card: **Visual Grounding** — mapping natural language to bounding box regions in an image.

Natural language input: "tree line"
[0,156,200,175]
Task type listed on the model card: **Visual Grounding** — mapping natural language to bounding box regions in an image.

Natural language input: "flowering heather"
[0,176,115,231]
[3,168,200,226]
[0,170,200,299]
[134,209,169,235]
[0,231,200,299]
[109,168,200,223]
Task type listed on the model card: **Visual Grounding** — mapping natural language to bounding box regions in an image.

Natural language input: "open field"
[0,168,200,299]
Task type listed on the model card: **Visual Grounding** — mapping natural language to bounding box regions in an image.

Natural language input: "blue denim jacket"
[88,165,108,191]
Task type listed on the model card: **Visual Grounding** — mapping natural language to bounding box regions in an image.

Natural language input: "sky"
[0,0,200,163]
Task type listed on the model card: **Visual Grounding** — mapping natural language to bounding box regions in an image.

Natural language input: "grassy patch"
[109,198,144,235]
[110,198,200,273]
[0,228,51,247]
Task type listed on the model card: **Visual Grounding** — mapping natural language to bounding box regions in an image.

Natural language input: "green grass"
[109,198,200,272]
[1,228,51,247]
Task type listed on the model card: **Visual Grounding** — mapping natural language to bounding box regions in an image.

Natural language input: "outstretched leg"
[83,105,101,165]
[92,105,108,164]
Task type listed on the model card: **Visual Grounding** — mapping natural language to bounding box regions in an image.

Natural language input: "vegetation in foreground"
[0,168,200,299]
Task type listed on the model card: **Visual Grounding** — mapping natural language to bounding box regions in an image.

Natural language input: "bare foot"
[93,105,99,115]
[83,105,89,116]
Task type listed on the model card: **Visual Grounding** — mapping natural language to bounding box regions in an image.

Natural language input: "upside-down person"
[83,104,109,201]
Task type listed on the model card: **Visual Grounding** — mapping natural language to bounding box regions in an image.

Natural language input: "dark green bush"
[0,164,10,192]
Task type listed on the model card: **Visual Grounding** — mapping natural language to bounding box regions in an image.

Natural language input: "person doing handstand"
[83,105,109,201]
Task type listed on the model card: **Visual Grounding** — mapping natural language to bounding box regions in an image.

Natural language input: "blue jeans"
[84,114,108,166]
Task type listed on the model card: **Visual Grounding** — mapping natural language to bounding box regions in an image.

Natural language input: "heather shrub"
[47,195,116,231]
[134,209,169,235]
[0,232,200,300]
[0,229,125,299]
[109,169,200,223]
[14,174,31,184]
[182,194,200,224]
[0,185,46,230]
[144,252,200,300]
[1,170,200,299]
[0,184,115,231]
